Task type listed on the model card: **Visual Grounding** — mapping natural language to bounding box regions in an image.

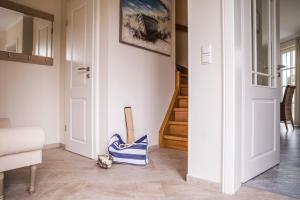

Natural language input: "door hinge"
[64,125,67,132]
[65,20,68,27]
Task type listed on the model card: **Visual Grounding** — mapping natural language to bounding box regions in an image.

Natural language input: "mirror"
[0,1,54,65]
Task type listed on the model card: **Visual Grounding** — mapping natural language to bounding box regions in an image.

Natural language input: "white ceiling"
[0,7,23,31]
[280,0,300,41]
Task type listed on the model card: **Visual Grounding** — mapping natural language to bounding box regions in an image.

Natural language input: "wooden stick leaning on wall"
[124,107,135,144]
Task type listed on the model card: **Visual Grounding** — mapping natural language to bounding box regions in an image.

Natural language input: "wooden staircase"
[159,67,188,151]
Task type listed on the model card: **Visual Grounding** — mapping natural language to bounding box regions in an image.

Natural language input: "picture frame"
[119,0,172,56]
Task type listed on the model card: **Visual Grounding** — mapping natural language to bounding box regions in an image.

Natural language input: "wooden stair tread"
[174,108,188,112]
[181,84,188,88]
[164,134,188,142]
[169,121,188,125]
[165,129,187,135]
[177,96,188,99]
[181,73,188,78]
[164,128,188,136]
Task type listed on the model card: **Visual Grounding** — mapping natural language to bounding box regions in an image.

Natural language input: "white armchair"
[0,118,45,200]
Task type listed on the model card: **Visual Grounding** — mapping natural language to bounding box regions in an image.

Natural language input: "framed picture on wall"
[119,0,172,56]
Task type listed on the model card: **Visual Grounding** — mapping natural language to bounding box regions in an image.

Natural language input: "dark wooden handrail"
[176,64,188,73]
[176,24,188,32]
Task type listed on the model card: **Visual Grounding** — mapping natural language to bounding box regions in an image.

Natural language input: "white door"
[65,0,93,158]
[241,0,280,182]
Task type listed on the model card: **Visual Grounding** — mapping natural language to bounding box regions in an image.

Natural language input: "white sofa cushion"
[0,127,45,157]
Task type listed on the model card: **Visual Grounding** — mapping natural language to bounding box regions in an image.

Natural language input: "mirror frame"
[0,0,54,66]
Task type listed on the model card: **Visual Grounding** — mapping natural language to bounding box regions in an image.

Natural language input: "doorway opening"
[244,0,300,198]
[159,0,188,152]
[157,0,188,181]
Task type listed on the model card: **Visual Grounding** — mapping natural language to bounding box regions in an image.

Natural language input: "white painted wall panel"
[188,0,222,183]
[0,0,63,145]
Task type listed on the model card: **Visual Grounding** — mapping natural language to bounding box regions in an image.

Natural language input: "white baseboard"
[43,143,65,150]
[44,143,157,152]
[186,174,221,190]
[148,144,159,152]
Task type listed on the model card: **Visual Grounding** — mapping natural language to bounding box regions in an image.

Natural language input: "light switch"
[201,45,212,65]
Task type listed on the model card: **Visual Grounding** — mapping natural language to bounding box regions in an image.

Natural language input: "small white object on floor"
[97,154,113,169]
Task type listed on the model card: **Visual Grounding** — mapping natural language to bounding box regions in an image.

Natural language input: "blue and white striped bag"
[108,134,149,165]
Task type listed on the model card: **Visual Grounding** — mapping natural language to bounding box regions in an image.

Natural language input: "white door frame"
[64,0,101,160]
[222,0,243,194]
[91,0,101,159]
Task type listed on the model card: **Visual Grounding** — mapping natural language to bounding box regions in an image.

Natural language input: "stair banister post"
[176,71,181,88]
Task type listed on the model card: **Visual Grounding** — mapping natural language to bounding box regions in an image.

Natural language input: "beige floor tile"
[3,148,296,200]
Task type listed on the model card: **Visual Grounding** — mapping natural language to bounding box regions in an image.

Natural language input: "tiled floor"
[245,126,300,199]
[4,147,296,200]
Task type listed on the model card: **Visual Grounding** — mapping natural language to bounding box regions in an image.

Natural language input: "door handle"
[77,67,90,72]
[277,65,286,78]
[277,65,286,70]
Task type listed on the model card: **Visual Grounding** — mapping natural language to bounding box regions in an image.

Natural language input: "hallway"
[245,127,300,199]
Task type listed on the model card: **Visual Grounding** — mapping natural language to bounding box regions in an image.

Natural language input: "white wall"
[0,0,63,145]
[280,0,300,42]
[176,0,188,68]
[188,0,222,183]
[98,0,175,151]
